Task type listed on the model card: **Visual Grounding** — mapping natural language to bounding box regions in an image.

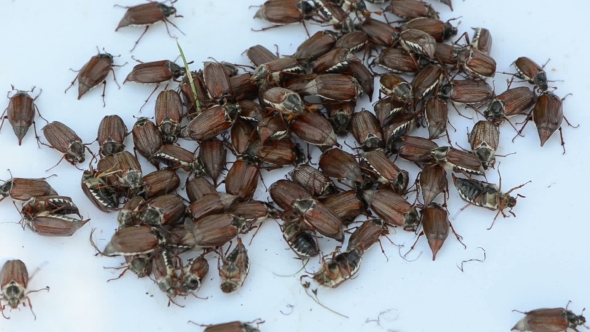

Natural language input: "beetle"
[452,173,530,229]
[186,177,217,203]
[311,247,363,288]
[300,74,363,102]
[369,48,421,75]
[398,29,437,60]
[154,144,205,175]
[97,115,127,157]
[0,176,58,203]
[419,164,447,206]
[199,139,227,186]
[484,86,535,126]
[177,256,209,297]
[132,117,163,168]
[245,44,278,67]
[262,87,303,119]
[191,213,247,248]
[384,0,439,20]
[24,212,90,237]
[335,31,369,54]
[379,73,413,105]
[412,64,444,103]
[312,47,358,74]
[117,196,145,227]
[124,59,186,109]
[293,198,344,242]
[42,121,92,169]
[181,103,240,142]
[360,149,409,194]
[115,1,184,52]
[402,18,457,43]
[455,47,496,79]
[21,195,80,220]
[203,61,234,104]
[347,218,388,252]
[188,193,237,221]
[0,259,49,320]
[351,110,383,151]
[291,110,339,148]
[113,151,143,192]
[281,218,319,259]
[140,169,180,199]
[325,102,355,135]
[511,57,549,91]
[512,305,587,332]
[155,90,183,143]
[431,146,484,176]
[65,49,120,106]
[469,121,500,170]
[319,148,364,185]
[91,226,167,257]
[358,16,398,47]
[218,238,250,293]
[0,86,44,146]
[81,166,119,213]
[224,158,260,200]
[471,27,492,55]
[252,139,305,168]
[138,194,185,227]
[106,254,153,282]
[438,79,493,106]
[152,248,178,299]
[291,164,337,198]
[391,135,438,163]
[292,30,338,65]
[374,97,407,128]
[321,190,365,224]
[269,179,312,212]
[188,319,264,332]
[253,0,316,34]
[423,96,449,140]
[362,189,419,231]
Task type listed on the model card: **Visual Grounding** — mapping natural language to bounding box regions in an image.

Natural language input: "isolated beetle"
[65,49,120,106]
[42,121,92,168]
[512,305,587,332]
[0,86,44,146]
[0,259,49,320]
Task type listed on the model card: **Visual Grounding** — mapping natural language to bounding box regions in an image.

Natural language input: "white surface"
[0,0,589,331]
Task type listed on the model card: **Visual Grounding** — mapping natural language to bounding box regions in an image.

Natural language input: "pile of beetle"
[0,0,584,331]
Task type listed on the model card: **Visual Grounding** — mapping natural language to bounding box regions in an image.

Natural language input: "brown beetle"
[351,110,383,151]
[374,97,406,128]
[188,319,264,332]
[292,30,338,65]
[0,176,57,203]
[186,177,217,203]
[291,110,338,148]
[431,146,484,176]
[155,90,183,144]
[419,164,447,206]
[0,86,44,146]
[398,29,437,60]
[181,104,240,142]
[402,18,457,43]
[300,74,363,102]
[42,121,91,168]
[0,259,49,320]
[253,0,316,33]
[392,135,438,163]
[321,190,365,224]
[191,213,246,248]
[370,48,420,75]
[113,151,143,192]
[257,113,290,144]
[25,212,90,237]
[251,56,304,85]
[117,196,145,227]
[177,255,209,297]
[203,61,233,103]
[438,79,493,106]
[312,47,358,74]
[218,238,250,293]
[347,218,388,252]
[484,86,535,126]
[199,139,227,186]
[269,179,312,211]
[97,115,127,157]
[319,148,364,185]
[291,164,337,198]
[124,59,186,108]
[384,0,439,20]
[140,169,180,199]
[245,44,278,67]
[282,218,319,259]
[81,166,119,213]
[325,102,355,135]
[469,121,500,170]
[253,139,305,167]
[512,57,549,91]
[262,87,303,119]
[412,64,444,102]
[229,200,279,224]
[423,97,449,140]
[360,149,409,194]
[115,1,184,52]
[188,193,238,221]
[359,16,398,47]
[225,159,260,200]
[293,198,344,241]
[132,117,163,167]
[21,195,80,220]
[455,47,496,79]
[471,27,492,55]
[65,50,120,106]
[512,305,587,332]
[138,194,185,227]
[380,73,413,105]
[362,189,419,231]
[92,226,166,257]
[154,144,205,175]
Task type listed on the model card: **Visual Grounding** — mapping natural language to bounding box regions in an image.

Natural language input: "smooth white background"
[0,0,588,331]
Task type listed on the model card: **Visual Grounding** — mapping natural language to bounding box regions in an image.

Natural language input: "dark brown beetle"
[412,64,444,102]
[384,0,439,20]
[512,305,587,332]
[359,16,398,47]
[392,135,438,163]
[0,86,44,146]
[218,238,250,293]
[312,48,358,74]
[199,139,227,186]
[347,218,388,252]
[431,146,484,176]
[380,73,413,105]
[179,71,206,117]
[108,254,153,281]
[181,104,240,142]
[452,173,530,229]
[0,176,57,203]
[335,31,369,54]
[186,177,216,203]
[433,43,460,67]
[155,90,183,144]
[115,1,183,52]
[360,149,409,194]
[301,74,363,102]
[231,119,257,156]
[402,18,457,43]
[21,195,80,220]
[177,255,209,297]
[138,194,185,227]
[188,319,264,332]
[455,47,496,79]
[369,48,420,75]
[229,200,279,223]
[292,30,338,65]
[65,50,119,106]
[469,121,499,170]
[438,79,493,106]
[484,86,535,125]
[398,29,437,60]
[153,144,205,175]
[423,97,449,140]
[291,110,338,148]
[96,155,120,188]
[512,57,549,91]
[281,218,319,259]
[312,247,362,288]
[97,115,127,157]
[230,73,258,101]
[203,61,233,103]
[113,151,143,192]
[188,193,237,221]
[42,121,91,168]
[408,203,464,260]
[152,248,177,299]
[238,100,264,124]
[350,61,375,101]
[269,179,312,211]
[257,113,289,144]
[253,139,305,167]
[81,167,119,212]
[92,226,166,257]
[313,0,354,33]
[291,164,337,198]
[132,117,163,167]
[253,0,316,32]
[319,148,364,185]
[245,44,278,67]
[117,196,145,227]
[124,59,186,107]
[262,87,303,119]
[374,97,406,128]
[191,213,246,248]
[0,259,49,320]
[382,112,419,149]
[140,169,180,199]
[325,102,355,135]
[471,27,492,55]
[362,189,419,231]
[293,198,344,241]
[321,190,365,224]
[251,57,305,85]
[224,159,260,200]
[24,212,90,237]
[419,164,447,206]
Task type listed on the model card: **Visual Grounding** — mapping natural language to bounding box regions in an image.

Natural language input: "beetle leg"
[64,71,81,94]
[164,17,185,37]
[106,266,130,282]
[139,84,161,112]
[130,26,151,52]
[448,221,466,248]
